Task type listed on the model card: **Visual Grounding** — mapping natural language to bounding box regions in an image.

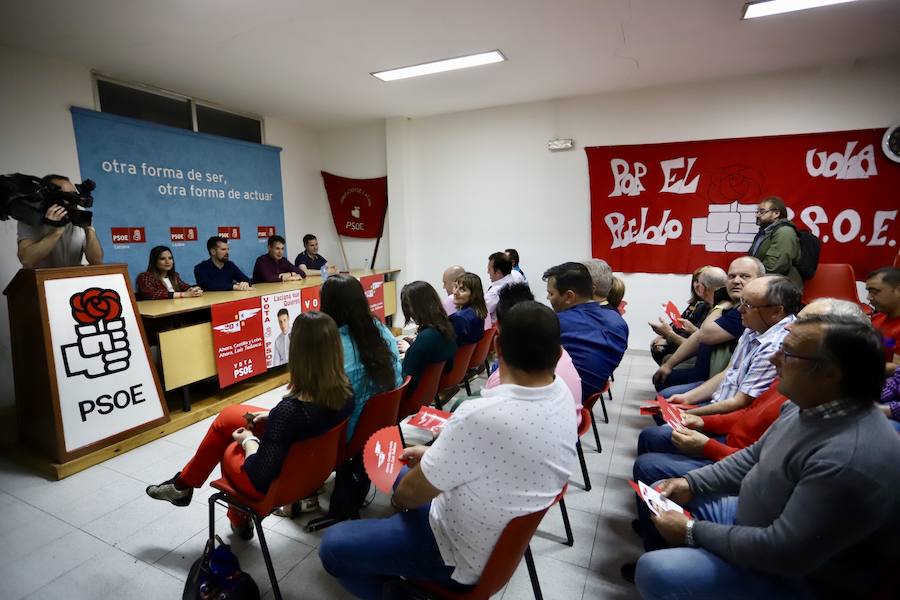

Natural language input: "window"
[93,75,264,143]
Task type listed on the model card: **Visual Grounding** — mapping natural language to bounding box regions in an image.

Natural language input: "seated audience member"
[294,233,328,273]
[543,262,629,400]
[273,308,291,365]
[194,236,252,291]
[654,257,764,395]
[671,275,800,417]
[136,245,203,300]
[505,248,526,282]
[582,258,614,304]
[633,299,867,491]
[866,266,900,374]
[484,282,583,424]
[399,281,457,397]
[879,368,900,433]
[650,266,726,365]
[145,311,353,539]
[448,272,490,344]
[629,315,900,600]
[320,274,401,439]
[440,264,466,315]
[319,301,578,597]
[748,195,803,289]
[484,251,521,324]
[253,234,305,283]
[17,174,104,269]
[605,276,626,311]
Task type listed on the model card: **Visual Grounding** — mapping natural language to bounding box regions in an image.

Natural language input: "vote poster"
[261,291,302,369]
[210,298,267,387]
[360,274,385,322]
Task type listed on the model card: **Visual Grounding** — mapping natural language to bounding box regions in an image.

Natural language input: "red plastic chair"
[207,417,348,600]
[463,326,497,395]
[436,343,477,408]
[575,407,592,491]
[400,485,569,600]
[801,263,860,305]
[398,361,446,421]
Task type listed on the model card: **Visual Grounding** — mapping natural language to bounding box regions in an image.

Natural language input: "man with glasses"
[631,314,900,600]
[664,276,799,418]
[748,196,802,289]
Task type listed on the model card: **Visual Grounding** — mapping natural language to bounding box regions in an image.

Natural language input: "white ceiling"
[2,0,899,129]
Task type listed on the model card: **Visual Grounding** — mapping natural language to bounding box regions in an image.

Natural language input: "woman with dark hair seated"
[320,274,402,439]
[136,245,203,300]
[400,281,457,397]
[449,272,489,345]
[145,312,354,538]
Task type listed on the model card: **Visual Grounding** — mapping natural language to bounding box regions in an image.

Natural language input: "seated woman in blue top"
[145,311,354,539]
[400,281,458,397]
[320,275,402,439]
[449,272,489,345]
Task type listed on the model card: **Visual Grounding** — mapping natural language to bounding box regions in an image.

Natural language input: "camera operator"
[17,174,103,269]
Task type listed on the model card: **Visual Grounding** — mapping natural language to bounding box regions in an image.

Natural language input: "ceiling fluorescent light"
[372,50,506,82]
[742,0,861,19]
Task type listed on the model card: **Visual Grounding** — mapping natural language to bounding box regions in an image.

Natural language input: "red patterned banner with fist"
[586,128,899,276]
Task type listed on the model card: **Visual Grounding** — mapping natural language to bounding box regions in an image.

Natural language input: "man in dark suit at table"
[253,234,305,284]
[194,236,252,291]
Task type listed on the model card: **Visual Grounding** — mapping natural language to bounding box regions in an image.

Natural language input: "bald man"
[441,265,466,315]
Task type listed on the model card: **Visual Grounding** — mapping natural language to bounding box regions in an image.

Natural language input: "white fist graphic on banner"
[690,201,758,252]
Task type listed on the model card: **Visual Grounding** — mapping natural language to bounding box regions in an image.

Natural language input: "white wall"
[385,56,900,348]
[0,46,329,408]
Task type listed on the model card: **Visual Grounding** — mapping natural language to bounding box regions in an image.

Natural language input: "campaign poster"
[210,298,267,387]
[261,290,301,368]
[360,274,385,322]
[44,273,167,452]
[301,285,321,313]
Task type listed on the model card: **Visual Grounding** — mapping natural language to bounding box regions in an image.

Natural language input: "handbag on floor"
[326,454,371,520]
[183,535,260,600]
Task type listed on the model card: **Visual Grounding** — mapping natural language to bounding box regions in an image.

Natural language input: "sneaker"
[231,518,254,541]
[145,475,192,507]
[298,494,320,513]
[620,562,637,584]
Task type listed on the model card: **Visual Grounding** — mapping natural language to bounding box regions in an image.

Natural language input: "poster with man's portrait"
[261,290,301,368]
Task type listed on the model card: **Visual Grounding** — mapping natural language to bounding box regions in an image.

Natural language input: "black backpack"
[794,228,821,280]
[183,536,260,600]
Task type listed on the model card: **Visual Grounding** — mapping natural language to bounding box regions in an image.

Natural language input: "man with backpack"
[748,196,804,289]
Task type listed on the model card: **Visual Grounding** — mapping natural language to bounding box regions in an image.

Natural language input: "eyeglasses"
[737,299,780,311]
[755,208,776,215]
[775,343,819,363]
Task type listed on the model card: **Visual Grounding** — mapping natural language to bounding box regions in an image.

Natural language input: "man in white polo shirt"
[484,251,521,324]
[319,301,577,598]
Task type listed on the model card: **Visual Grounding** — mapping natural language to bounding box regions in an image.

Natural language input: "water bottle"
[320,263,329,281]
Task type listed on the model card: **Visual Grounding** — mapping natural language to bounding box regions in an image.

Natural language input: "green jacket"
[750,220,803,289]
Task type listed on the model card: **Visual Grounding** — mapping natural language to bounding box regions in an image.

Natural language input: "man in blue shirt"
[543,261,629,400]
[294,233,328,273]
[194,236,252,292]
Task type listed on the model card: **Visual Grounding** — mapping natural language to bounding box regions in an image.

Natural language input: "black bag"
[326,454,371,520]
[183,535,260,600]
[794,228,821,280]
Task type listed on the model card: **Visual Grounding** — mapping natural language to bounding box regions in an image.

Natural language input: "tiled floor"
[0,351,658,599]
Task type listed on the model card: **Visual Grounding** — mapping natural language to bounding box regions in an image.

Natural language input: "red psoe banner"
[321,171,388,238]
[587,128,900,276]
[360,274,385,322]
[301,285,320,312]
[211,298,266,387]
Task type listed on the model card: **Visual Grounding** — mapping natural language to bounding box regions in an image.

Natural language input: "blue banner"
[70,107,284,285]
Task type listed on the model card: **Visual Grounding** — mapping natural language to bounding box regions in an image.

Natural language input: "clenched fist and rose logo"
[61,288,132,379]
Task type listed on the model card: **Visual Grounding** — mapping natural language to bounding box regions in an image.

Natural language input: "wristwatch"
[685,518,697,547]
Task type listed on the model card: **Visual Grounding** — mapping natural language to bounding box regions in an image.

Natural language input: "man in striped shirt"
[668,275,800,418]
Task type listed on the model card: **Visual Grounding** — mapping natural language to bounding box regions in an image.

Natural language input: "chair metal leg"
[589,408,602,454]
[208,492,219,543]
[576,440,591,491]
[600,396,609,424]
[607,384,613,402]
[463,378,472,396]
[525,546,543,600]
[253,514,282,600]
[559,498,574,546]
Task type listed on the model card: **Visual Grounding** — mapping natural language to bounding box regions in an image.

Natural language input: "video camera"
[0,173,95,228]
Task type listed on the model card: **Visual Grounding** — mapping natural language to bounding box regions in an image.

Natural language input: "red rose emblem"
[70,288,123,324]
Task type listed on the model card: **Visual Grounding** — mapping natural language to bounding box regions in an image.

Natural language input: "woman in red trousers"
[146,311,353,539]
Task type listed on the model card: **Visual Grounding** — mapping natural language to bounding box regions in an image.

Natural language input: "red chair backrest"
[344,376,409,460]
[466,326,497,371]
[577,407,591,437]
[398,361,446,420]
[801,263,859,305]
[438,343,477,391]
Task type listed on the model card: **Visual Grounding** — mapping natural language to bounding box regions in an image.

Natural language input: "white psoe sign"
[45,274,164,452]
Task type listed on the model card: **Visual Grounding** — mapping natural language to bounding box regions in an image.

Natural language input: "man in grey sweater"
[633,314,900,600]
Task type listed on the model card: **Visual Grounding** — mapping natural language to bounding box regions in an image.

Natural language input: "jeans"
[319,470,472,600]
[658,380,703,399]
[636,546,814,600]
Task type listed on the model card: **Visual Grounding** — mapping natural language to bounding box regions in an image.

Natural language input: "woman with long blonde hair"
[146,311,353,539]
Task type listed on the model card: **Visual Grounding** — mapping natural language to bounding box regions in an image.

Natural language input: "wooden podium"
[4,264,169,464]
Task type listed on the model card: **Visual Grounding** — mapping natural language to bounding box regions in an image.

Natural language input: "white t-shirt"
[484,273,518,325]
[17,221,86,268]
[420,376,577,584]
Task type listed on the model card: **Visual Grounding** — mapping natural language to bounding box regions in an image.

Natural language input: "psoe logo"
[61,288,132,379]
[213,308,262,334]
